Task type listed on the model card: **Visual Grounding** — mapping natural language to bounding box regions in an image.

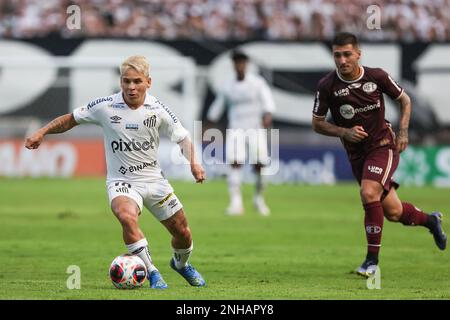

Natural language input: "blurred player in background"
[312,32,447,277]
[25,55,206,289]
[207,50,276,216]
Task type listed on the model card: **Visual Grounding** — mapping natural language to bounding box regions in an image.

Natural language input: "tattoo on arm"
[44,114,78,134]
[398,94,411,135]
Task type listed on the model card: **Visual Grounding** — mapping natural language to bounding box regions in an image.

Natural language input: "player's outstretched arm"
[25,113,79,150]
[312,117,368,143]
[395,92,411,153]
[177,136,206,183]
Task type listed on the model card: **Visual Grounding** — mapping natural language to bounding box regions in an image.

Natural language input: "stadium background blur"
[0,0,450,300]
[1,0,450,185]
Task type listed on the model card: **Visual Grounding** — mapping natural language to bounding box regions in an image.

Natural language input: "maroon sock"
[399,202,431,227]
[363,201,384,258]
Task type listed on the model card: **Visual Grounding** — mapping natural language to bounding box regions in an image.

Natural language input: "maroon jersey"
[313,66,403,160]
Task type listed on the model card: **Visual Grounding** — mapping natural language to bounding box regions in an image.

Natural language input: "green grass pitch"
[0,177,449,299]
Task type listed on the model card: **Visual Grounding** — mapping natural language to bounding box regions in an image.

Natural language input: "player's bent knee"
[360,188,381,203]
[384,207,402,222]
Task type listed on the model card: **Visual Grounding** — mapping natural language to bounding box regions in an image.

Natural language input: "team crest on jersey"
[339,104,355,119]
[363,82,377,93]
[143,115,157,128]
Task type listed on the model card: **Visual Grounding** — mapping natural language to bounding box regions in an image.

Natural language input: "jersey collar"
[336,65,364,83]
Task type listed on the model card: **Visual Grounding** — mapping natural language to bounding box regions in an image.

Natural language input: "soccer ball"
[109,254,147,289]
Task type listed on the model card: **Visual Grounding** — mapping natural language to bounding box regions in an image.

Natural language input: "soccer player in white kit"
[207,51,276,216]
[25,56,206,289]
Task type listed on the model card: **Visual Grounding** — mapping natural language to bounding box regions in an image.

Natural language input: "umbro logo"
[110,115,122,124]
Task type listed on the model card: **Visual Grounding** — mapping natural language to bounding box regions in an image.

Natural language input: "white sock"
[228,167,242,205]
[173,243,193,269]
[126,238,157,273]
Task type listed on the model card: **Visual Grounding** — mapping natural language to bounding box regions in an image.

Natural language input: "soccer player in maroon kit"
[312,32,447,277]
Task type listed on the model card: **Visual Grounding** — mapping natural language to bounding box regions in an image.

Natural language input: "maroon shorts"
[350,147,400,195]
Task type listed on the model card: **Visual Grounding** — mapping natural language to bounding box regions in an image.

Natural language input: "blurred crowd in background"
[0,0,449,41]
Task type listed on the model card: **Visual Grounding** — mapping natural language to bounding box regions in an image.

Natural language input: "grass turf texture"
[0,177,449,300]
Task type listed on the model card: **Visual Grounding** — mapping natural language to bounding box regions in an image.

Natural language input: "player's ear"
[147,77,152,88]
[356,47,361,60]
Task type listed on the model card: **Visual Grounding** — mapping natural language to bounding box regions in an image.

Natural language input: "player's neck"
[237,73,245,81]
[338,65,362,81]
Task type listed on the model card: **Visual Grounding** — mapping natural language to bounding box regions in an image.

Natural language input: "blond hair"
[120,55,150,78]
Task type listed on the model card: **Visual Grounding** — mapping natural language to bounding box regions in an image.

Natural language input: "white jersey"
[73,92,189,184]
[207,73,276,129]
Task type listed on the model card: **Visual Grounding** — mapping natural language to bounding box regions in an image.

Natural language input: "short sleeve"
[312,80,329,118]
[158,102,189,143]
[73,105,101,125]
[377,69,404,100]
[258,78,276,113]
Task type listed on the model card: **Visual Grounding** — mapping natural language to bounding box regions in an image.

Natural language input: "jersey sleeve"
[206,90,226,122]
[258,78,276,113]
[312,80,329,119]
[377,69,404,100]
[158,102,189,143]
[72,105,101,125]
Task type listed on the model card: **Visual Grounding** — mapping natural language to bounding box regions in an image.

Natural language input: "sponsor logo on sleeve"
[87,97,113,110]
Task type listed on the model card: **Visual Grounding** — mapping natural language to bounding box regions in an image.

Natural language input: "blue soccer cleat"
[170,258,206,287]
[148,270,168,289]
[430,212,447,250]
[355,259,378,278]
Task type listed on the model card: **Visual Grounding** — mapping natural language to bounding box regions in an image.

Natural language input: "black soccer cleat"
[429,212,447,250]
[355,259,378,278]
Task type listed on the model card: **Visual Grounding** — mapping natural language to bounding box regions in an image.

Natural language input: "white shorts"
[226,128,269,165]
[107,179,183,221]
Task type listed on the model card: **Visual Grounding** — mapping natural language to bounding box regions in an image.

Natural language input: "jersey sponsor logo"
[156,99,178,123]
[355,100,381,114]
[118,161,158,175]
[366,225,382,234]
[114,182,131,193]
[125,123,139,130]
[348,83,362,89]
[339,100,381,119]
[118,166,127,175]
[111,138,155,153]
[368,165,383,175]
[334,88,350,97]
[110,115,122,124]
[110,103,126,109]
[168,198,178,209]
[363,82,377,93]
[143,115,157,128]
[339,104,355,119]
[87,97,113,110]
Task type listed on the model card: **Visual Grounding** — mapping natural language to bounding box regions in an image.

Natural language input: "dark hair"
[231,50,249,62]
[332,32,359,47]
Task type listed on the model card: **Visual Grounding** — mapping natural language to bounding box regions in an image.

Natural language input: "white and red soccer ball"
[109,254,147,289]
